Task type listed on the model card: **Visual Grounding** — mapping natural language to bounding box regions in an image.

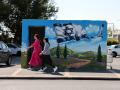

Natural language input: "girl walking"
[39,38,58,73]
[28,34,43,70]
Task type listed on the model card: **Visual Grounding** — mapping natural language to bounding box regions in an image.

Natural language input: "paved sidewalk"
[0,65,120,80]
[0,56,120,79]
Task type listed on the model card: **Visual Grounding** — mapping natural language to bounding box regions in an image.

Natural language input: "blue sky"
[54,0,120,29]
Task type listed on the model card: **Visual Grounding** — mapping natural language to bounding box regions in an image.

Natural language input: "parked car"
[7,43,21,56]
[108,44,120,57]
[0,41,12,66]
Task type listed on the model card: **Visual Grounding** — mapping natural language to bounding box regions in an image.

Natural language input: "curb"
[0,77,120,80]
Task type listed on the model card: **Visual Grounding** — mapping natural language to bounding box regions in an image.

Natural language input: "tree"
[0,0,11,22]
[107,38,119,46]
[0,27,2,41]
[63,44,67,59]
[0,0,12,42]
[56,43,60,58]
[97,44,102,62]
[0,0,58,44]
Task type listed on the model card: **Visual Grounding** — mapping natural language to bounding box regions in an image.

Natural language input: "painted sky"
[22,20,107,54]
[44,20,107,54]
[54,0,120,29]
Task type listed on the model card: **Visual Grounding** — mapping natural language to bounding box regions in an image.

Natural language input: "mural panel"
[22,20,107,72]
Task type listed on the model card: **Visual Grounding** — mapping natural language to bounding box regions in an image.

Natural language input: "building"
[112,29,120,42]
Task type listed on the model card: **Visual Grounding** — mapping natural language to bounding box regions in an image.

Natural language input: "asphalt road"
[0,80,120,90]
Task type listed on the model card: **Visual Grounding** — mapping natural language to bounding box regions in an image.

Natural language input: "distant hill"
[71,51,96,60]
[81,51,97,57]
[50,47,106,61]
[50,46,75,58]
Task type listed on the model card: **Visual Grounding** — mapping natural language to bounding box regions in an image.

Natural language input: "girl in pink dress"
[28,34,42,70]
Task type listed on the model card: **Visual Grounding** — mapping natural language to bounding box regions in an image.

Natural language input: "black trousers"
[41,55,55,69]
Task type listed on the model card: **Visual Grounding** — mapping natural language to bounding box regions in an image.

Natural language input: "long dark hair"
[34,34,44,49]
[34,34,40,39]
[44,38,50,46]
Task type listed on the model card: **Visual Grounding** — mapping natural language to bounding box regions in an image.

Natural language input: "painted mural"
[22,20,107,72]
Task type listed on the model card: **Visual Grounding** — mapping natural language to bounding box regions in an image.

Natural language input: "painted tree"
[56,43,60,58]
[0,0,58,44]
[63,44,68,59]
[97,44,102,62]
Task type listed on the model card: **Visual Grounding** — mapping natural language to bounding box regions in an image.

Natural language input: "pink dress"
[29,39,42,67]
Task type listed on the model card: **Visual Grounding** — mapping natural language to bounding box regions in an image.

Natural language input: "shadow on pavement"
[27,67,64,76]
[111,69,120,73]
[43,71,63,76]
[0,65,15,68]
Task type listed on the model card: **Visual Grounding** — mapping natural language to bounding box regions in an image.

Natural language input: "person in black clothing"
[39,38,58,73]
